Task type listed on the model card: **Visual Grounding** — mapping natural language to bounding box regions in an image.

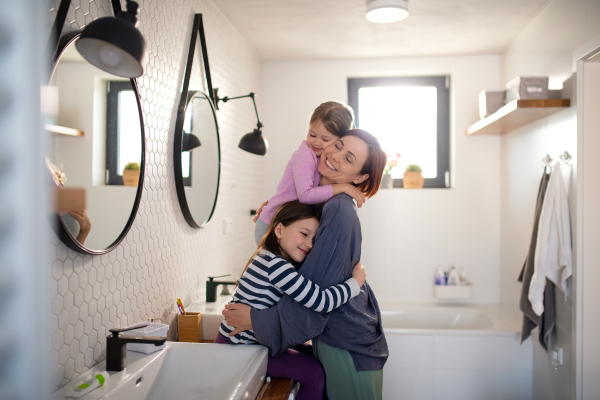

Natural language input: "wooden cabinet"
[256,378,295,400]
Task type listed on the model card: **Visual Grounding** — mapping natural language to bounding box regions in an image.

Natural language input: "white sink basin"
[54,342,268,400]
[186,294,232,341]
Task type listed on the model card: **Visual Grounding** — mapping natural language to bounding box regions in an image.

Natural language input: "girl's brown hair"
[239,201,323,280]
[309,101,355,137]
[344,129,387,198]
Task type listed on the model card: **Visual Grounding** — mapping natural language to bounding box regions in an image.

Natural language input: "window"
[348,76,450,188]
[105,81,142,185]
[181,99,194,187]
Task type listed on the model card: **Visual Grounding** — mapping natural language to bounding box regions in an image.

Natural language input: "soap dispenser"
[447,266,460,286]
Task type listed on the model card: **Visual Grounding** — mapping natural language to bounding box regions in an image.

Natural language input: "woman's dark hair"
[344,129,386,198]
[309,101,355,137]
[239,201,323,280]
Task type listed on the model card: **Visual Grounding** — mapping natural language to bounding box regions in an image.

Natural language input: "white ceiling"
[212,0,552,62]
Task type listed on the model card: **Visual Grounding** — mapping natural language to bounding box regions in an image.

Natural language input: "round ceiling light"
[366,0,409,23]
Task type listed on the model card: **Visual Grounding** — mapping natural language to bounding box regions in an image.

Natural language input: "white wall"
[499,1,600,399]
[262,55,501,303]
[47,0,264,390]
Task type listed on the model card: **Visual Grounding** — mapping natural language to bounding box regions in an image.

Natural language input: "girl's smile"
[306,120,338,157]
[275,217,319,263]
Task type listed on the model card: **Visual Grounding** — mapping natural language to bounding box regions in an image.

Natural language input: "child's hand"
[341,184,366,208]
[332,184,366,207]
[253,200,268,223]
[352,261,366,287]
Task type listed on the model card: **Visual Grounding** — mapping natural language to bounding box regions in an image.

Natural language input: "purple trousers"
[215,333,324,400]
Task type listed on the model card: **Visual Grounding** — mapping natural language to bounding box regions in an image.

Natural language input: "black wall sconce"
[182,131,202,152]
[49,0,146,78]
[214,89,267,156]
[169,13,265,156]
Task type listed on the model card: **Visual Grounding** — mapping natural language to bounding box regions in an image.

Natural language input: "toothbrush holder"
[178,312,202,342]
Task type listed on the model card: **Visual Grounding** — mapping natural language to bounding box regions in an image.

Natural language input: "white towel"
[528,162,573,316]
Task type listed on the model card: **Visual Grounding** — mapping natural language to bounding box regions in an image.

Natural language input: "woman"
[223,129,389,400]
[46,158,92,245]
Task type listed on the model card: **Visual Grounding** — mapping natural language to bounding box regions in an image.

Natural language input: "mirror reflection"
[178,92,220,227]
[45,38,144,252]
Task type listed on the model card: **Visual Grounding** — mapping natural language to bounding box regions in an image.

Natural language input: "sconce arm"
[215,91,262,129]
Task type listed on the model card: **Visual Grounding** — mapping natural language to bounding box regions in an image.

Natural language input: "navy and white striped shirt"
[219,250,360,344]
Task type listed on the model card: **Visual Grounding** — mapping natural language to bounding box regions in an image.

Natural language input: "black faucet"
[206,274,237,302]
[106,323,167,371]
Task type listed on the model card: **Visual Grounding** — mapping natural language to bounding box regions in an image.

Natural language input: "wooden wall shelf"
[44,124,84,137]
[466,99,570,136]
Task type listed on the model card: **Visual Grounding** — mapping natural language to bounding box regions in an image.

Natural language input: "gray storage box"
[479,90,506,119]
[505,76,549,103]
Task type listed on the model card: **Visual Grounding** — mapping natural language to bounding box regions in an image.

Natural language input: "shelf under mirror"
[45,123,84,137]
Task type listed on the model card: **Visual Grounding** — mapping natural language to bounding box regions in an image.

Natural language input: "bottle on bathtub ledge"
[433,266,472,299]
[459,269,470,286]
[434,267,446,285]
[447,266,460,286]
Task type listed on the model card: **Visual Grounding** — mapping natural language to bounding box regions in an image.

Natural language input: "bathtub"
[382,306,495,331]
[378,302,532,400]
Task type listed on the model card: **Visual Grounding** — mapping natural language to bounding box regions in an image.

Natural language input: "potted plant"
[122,162,140,186]
[403,164,424,189]
[381,153,400,189]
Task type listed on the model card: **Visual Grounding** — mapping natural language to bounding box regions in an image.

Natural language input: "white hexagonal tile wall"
[47,0,264,391]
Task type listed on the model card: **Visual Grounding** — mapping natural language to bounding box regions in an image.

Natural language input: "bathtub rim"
[378,302,523,336]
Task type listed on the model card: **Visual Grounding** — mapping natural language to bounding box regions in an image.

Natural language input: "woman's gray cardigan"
[250,194,389,371]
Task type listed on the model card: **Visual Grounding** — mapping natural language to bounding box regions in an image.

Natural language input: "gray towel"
[518,171,555,351]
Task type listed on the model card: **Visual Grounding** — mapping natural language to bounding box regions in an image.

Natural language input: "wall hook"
[559,151,572,165]
[542,154,553,166]
[541,154,553,173]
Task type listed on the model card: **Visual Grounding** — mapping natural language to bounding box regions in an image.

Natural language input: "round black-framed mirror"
[46,31,146,254]
[173,91,221,228]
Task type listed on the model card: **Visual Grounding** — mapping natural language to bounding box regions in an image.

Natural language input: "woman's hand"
[332,183,366,208]
[253,200,269,223]
[352,261,366,287]
[222,303,253,336]
[69,208,91,244]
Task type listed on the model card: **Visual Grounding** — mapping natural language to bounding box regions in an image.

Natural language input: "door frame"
[574,33,600,400]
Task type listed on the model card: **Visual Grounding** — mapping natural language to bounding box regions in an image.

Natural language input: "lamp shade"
[238,129,268,156]
[366,0,409,23]
[182,133,201,152]
[76,16,146,78]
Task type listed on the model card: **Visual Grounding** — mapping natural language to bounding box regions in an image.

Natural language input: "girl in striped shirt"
[215,201,366,400]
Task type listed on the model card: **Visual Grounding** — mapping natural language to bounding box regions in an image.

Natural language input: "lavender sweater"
[260,141,334,224]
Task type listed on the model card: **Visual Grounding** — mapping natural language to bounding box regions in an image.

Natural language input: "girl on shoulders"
[254,101,366,245]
